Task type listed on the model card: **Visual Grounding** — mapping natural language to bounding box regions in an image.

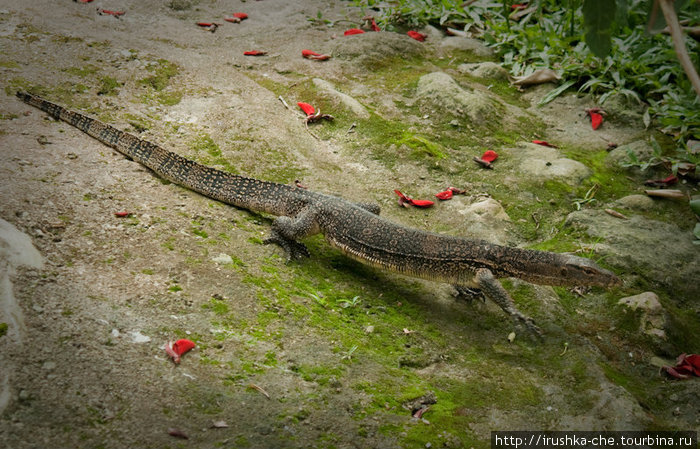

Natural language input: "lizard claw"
[263,232,310,261]
[514,313,543,340]
[454,285,486,303]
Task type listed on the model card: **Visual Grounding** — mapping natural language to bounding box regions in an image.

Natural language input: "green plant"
[354,0,699,157]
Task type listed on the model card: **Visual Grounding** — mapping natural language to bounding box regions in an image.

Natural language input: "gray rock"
[618,292,667,339]
[458,62,510,81]
[415,72,496,123]
[455,198,511,245]
[608,140,656,168]
[439,37,494,57]
[312,78,369,119]
[565,210,700,300]
[502,143,590,185]
[332,31,425,67]
[612,194,657,211]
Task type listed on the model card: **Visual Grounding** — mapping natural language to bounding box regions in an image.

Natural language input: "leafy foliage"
[353,0,700,153]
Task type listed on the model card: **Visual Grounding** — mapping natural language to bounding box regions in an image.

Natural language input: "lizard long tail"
[16,91,302,216]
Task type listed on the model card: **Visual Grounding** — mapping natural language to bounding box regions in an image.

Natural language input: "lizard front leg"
[263,206,320,261]
[473,268,543,338]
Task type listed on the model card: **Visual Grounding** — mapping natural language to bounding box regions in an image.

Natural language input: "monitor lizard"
[16,91,622,337]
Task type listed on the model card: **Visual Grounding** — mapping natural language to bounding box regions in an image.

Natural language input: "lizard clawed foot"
[263,231,310,261]
[454,285,486,303]
[512,312,543,340]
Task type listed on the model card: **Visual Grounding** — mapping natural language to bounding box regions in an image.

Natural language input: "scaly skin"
[17,92,621,337]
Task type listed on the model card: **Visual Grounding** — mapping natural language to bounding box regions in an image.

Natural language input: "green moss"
[168,285,183,293]
[398,134,447,159]
[0,60,20,69]
[63,64,99,78]
[97,77,120,96]
[0,322,8,338]
[139,59,179,91]
[190,133,239,174]
[203,297,229,315]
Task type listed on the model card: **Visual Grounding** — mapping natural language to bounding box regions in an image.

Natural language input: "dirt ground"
[0,1,698,448]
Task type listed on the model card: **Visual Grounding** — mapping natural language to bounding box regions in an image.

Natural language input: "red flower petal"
[411,199,434,208]
[344,28,365,36]
[224,17,241,23]
[644,174,678,187]
[435,190,453,200]
[370,18,381,32]
[511,3,528,9]
[114,211,130,217]
[664,365,691,379]
[407,31,426,42]
[297,102,315,116]
[233,12,248,20]
[301,49,331,60]
[481,150,498,163]
[589,112,603,130]
[197,22,214,27]
[685,354,700,375]
[172,339,196,356]
[97,9,125,16]
[302,49,321,57]
[532,140,558,148]
[243,50,267,56]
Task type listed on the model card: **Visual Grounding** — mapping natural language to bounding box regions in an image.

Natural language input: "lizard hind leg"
[474,268,543,339]
[263,207,320,261]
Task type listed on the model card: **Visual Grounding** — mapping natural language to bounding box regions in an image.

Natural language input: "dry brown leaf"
[512,69,561,87]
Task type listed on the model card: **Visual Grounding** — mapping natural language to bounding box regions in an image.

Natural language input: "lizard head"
[552,254,622,288]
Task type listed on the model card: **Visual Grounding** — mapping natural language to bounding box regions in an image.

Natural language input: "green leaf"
[537,80,576,106]
[690,199,700,216]
[582,0,616,58]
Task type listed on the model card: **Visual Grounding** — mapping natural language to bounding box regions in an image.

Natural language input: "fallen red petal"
[302,49,321,57]
[664,365,691,379]
[435,190,453,200]
[233,12,248,20]
[394,189,412,208]
[411,199,434,208]
[75,0,94,3]
[407,31,427,42]
[224,17,241,23]
[589,112,603,130]
[481,150,498,163]
[297,102,315,116]
[511,3,528,9]
[370,18,381,32]
[172,339,196,356]
[685,354,700,375]
[97,9,125,17]
[301,49,331,60]
[168,428,189,439]
[344,28,365,36]
[644,174,678,187]
[114,211,130,217]
[532,140,558,148]
[243,50,267,56]
[197,22,214,27]
[164,342,180,363]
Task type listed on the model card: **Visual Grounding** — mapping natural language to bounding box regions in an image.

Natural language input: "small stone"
[18,390,30,401]
[129,331,151,343]
[212,253,233,264]
[42,361,56,371]
[364,325,374,334]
